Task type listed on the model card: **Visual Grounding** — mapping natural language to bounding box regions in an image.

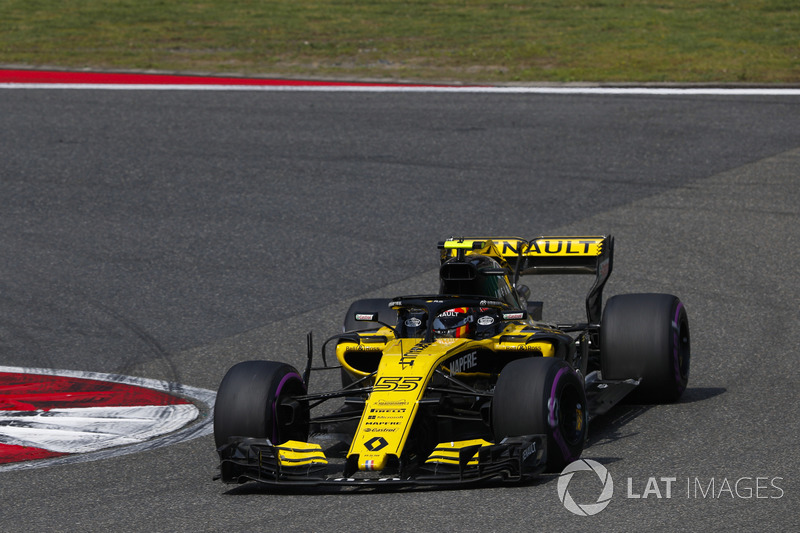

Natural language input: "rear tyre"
[213,361,308,450]
[601,293,690,403]
[492,357,587,473]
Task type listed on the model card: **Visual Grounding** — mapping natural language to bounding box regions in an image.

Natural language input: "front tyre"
[601,293,690,403]
[492,357,588,473]
[213,361,308,450]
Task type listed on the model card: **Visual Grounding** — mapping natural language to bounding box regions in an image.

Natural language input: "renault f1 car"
[214,236,690,487]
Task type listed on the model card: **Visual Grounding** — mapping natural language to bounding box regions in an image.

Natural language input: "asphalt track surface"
[1,83,798,531]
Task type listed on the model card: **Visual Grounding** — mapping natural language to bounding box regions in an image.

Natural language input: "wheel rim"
[673,304,691,384]
[271,373,308,444]
[558,382,585,446]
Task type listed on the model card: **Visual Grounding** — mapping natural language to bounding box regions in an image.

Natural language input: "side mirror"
[527,301,544,321]
[516,284,531,302]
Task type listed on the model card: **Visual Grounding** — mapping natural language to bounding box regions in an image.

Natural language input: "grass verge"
[1,1,798,83]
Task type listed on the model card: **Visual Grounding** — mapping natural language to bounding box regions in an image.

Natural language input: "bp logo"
[557,459,614,516]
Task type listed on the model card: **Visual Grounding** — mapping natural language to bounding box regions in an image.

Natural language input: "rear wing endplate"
[440,236,614,324]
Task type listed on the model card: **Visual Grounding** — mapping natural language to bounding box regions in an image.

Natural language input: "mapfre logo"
[557,459,614,516]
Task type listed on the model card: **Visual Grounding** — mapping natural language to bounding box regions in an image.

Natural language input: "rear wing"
[439,236,614,324]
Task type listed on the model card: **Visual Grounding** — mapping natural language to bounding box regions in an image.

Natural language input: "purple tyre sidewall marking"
[672,302,686,395]
[548,366,576,463]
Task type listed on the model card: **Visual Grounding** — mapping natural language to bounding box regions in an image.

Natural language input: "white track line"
[0,404,200,453]
[2,83,800,95]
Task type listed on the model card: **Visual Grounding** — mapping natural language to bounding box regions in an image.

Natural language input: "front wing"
[217,434,547,488]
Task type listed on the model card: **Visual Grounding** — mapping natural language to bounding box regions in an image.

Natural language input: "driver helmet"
[433,307,475,338]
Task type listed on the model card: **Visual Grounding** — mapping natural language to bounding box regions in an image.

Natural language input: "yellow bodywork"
[338,333,556,472]
[274,440,328,466]
[425,439,494,466]
[347,338,470,471]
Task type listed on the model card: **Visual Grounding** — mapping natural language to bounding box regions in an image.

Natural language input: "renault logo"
[364,436,389,451]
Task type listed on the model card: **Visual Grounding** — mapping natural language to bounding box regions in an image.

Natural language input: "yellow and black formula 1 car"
[213,236,690,487]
